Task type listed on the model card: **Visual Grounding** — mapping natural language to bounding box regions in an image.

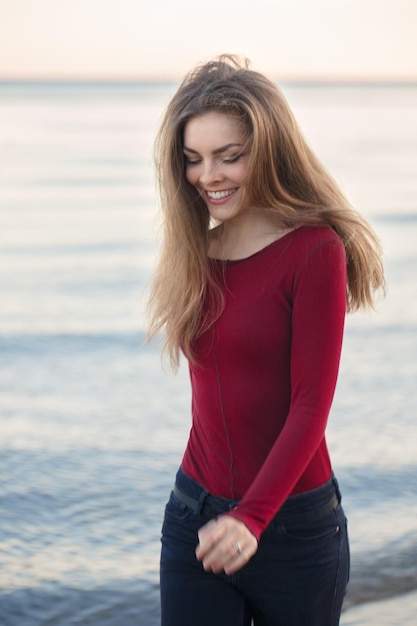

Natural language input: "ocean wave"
[0,331,152,357]
[0,580,160,626]
[1,570,416,626]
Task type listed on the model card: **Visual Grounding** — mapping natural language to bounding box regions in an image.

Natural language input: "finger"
[195,519,225,560]
[196,516,259,573]
[223,546,249,575]
[199,537,247,573]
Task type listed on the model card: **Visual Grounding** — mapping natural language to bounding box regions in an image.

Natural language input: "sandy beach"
[341,589,417,625]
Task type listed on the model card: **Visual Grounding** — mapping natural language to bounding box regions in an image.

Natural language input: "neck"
[210,211,291,261]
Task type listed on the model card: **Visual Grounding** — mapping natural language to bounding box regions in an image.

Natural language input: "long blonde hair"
[147,55,385,369]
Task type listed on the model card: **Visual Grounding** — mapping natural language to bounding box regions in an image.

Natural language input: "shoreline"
[341,589,417,625]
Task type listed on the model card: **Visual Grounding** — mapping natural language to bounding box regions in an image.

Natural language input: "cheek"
[236,163,250,184]
[185,166,198,187]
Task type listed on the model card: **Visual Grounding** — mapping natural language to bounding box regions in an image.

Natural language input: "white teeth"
[207,189,236,200]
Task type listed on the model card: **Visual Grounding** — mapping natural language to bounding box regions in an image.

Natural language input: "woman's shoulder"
[291,225,342,247]
[285,225,345,271]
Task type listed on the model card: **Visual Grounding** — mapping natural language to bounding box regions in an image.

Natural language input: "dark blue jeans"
[160,468,350,626]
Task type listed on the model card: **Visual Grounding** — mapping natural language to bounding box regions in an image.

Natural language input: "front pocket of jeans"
[281,511,340,542]
[164,491,195,522]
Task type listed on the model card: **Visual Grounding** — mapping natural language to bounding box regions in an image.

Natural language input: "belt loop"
[196,489,209,515]
[332,474,342,504]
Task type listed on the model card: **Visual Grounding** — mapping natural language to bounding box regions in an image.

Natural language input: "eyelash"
[185,154,242,166]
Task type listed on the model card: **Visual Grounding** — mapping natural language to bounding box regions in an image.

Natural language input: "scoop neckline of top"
[208,226,303,265]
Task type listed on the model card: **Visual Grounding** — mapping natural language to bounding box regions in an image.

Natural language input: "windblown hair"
[147,54,385,369]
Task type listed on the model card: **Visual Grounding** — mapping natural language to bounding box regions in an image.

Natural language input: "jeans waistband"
[173,467,341,525]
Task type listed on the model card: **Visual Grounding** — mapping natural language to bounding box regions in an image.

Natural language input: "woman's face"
[183,111,251,222]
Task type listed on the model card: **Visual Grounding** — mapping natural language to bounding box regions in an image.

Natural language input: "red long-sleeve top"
[181,226,347,540]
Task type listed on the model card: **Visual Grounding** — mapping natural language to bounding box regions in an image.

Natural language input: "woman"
[147,55,385,626]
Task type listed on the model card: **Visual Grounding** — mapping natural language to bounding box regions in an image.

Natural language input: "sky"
[1,0,417,81]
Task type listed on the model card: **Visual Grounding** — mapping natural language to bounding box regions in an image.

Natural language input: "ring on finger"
[234,541,242,555]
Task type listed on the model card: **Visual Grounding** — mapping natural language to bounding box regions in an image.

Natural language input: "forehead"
[183,111,246,147]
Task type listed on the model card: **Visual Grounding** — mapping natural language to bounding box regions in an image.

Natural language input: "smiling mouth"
[205,188,238,201]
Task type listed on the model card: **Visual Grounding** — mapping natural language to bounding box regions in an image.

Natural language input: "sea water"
[0,81,416,625]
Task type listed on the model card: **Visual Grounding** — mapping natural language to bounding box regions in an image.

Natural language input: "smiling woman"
[146,54,385,626]
[183,112,251,230]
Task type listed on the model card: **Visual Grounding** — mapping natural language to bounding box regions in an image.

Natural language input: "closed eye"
[184,156,201,165]
[184,153,245,166]
[222,154,243,164]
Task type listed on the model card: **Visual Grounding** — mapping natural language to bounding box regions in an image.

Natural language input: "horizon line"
[1,74,417,86]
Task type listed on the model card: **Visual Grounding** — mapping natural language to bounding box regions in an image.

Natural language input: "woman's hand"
[195,515,258,575]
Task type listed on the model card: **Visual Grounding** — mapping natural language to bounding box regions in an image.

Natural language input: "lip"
[204,188,238,205]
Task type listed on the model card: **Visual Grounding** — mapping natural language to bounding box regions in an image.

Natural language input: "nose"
[199,160,222,186]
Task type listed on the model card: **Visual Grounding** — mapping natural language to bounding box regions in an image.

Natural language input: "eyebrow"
[183,142,244,155]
